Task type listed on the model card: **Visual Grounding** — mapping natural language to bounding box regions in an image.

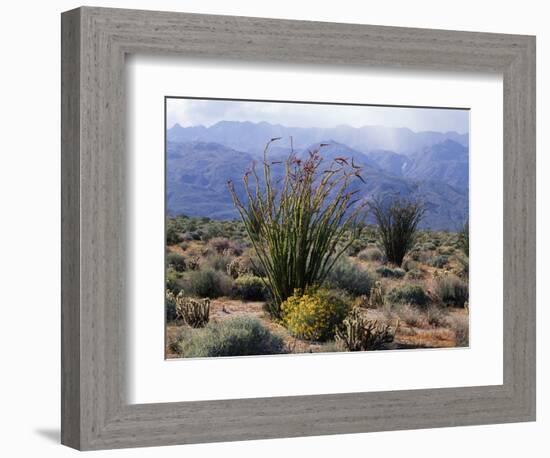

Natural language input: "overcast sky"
[166,98,469,134]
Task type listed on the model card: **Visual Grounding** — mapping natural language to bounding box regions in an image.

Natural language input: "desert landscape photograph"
[164,97,470,359]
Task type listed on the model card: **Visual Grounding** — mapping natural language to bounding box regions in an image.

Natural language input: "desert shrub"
[429,254,449,268]
[387,285,429,307]
[166,267,184,294]
[238,250,266,277]
[437,246,455,255]
[358,247,384,262]
[316,341,343,353]
[455,253,469,278]
[166,252,187,272]
[346,239,368,257]
[401,257,418,272]
[167,290,210,327]
[405,268,424,280]
[435,274,469,307]
[165,295,178,322]
[425,306,448,327]
[203,253,233,272]
[370,198,425,266]
[446,314,469,347]
[208,237,243,256]
[184,268,233,298]
[175,316,286,357]
[422,242,436,251]
[233,275,267,301]
[228,140,368,318]
[282,288,351,341]
[375,265,406,279]
[390,303,427,328]
[335,308,398,351]
[326,258,373,297]
[166,226,183,245]
[189,231,201,241]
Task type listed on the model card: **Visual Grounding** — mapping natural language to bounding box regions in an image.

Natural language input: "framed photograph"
[61,6,536,450]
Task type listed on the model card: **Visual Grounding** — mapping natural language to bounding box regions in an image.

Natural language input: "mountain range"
[166,121,469,231]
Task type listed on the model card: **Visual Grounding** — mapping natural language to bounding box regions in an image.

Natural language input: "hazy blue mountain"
[364,149,409,177]
[404,139,469,190]
[167,121,469,156]
[166,140,468,230]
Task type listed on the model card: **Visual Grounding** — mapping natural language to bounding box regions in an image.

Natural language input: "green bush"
[375,265,406,279]
[401,257,418,272]
[282,288,351,341]
[166,252,187,272]
[357,247,384,262]
[346,239,368,257]
[386,285,429,307]
[233,275,267,301]
[166,267,184,294]
[166,226,183,245]
[165,295,178,322]
[175,316,286,357]
[435,274,469,307]
[203,253,233,272]
[184,268,233,298]
[429,255,449,268]
[326,258,373,296]
[405,268,424,280]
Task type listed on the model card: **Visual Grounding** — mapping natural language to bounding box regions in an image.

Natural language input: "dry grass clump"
[445,313,469,347]
[358,247,384,262]
[434,273,469,307]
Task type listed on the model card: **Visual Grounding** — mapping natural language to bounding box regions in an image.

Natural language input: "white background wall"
[0,0,546,456]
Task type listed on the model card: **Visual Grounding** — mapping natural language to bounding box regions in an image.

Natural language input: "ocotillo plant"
[458,219,469,256]
[227,138,367,318]
[370,197,425,266]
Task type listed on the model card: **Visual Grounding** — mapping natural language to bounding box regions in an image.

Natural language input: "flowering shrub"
[281,288,351,341]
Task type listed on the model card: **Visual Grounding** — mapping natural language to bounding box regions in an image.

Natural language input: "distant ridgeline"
[166,121,469,231]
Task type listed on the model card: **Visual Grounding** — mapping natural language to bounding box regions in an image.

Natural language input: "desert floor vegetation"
[165,214,469,358]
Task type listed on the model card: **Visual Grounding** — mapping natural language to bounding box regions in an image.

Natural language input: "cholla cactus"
[335,308,398,351]
[368,281,385,308]
[226,257,249,279]
[166,291,210,328]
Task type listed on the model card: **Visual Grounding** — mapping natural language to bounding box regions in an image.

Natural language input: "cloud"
[166,98,469,134]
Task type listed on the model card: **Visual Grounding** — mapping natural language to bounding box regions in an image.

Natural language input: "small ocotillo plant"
[458,219,469,256]
[369,197,425,266]
[228,138,367,318]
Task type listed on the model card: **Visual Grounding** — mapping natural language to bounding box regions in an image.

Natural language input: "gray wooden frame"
[61,6,536,451]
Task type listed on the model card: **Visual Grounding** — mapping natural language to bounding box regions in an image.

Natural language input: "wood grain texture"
[60,7,81,449]
[61,6,536,450]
